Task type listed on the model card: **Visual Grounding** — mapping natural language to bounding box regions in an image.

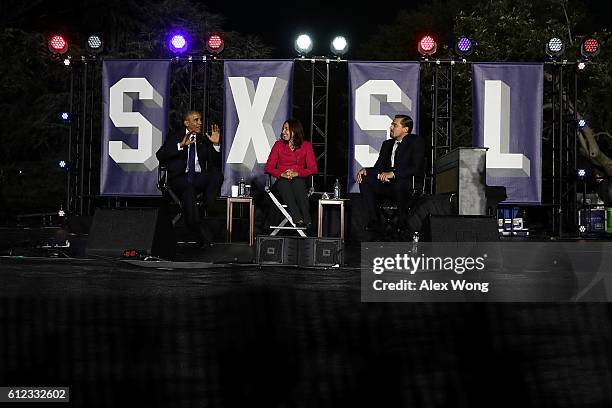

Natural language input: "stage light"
[58,208,66,217]
[206,33,224,54]
[48,35,68,54]
[577,119,587,128]
[330,36,348,57]
[86,35,104,54]
[295,34,313,56]
[418,35,437,57]
[59,112,71,123]
[577,169,586,178]
[577,62,586,70]
[58,160,71,171]
[545,37,564,57]
[581,38,600,59]
[168,33,188,54]
[579,225,586,233]
[455,37,473,56]
[63,57,71,66]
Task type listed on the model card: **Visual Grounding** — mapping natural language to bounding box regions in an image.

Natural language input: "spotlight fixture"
[58,208,66,217]
[295,34,313,56]
[455,37,473,56]
[330,36,348,57]
[63,57,71,66]
[48,35,69,54]
[577,168,586,178]
[545,37,565,57]
[59,112,71,123]
[577,62,586,70]
[58,160,71,171]
[86,35,104,54]
[577,119,587,129]
[168,33,188,54]
[580,38,600,59]
[206,33,224,54]
[418,35,437,57]
[579,225,586,233]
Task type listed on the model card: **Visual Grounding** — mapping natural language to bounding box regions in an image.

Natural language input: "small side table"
[318,198,348,240]
[226,197,255,246]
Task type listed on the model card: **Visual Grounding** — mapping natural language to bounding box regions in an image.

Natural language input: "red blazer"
[264,140,318,178]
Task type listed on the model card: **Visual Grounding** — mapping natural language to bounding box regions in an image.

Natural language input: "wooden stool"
[317,198,348,240]
[226,197,255,246]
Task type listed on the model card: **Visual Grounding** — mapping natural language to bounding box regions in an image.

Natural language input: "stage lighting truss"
[86,35,104,54]
[580,38,600,59]
[330,36,348,57]
[48,35,69,55]
[295,34,313,56]
[418,35,437,57]
[455,37,473,57]
[545,37,565,58]
[206,34,225,55]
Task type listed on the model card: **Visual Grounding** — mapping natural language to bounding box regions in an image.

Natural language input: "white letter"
[354,80,412,168]
[108,78,163,171]
[226,77,287,170]
[483,80,530,177]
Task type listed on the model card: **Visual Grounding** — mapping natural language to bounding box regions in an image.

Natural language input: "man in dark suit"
[156,111,223,246]
[356,114,425,231]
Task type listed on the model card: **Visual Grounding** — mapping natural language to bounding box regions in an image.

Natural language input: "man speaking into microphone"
[156,111,223,247]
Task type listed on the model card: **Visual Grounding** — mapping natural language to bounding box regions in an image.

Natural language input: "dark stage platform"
[2,226,612,407]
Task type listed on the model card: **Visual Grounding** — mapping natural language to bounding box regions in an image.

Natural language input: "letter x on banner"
[100,60,171,196]
[472,63,543,204]
[348,62,420,193]
[222,60,293,196]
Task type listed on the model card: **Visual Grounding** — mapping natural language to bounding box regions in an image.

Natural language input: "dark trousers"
[359,172,416,226]
[274,177,311,224]
[169,171,223,231]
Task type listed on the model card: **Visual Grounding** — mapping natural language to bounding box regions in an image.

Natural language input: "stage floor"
[1,228,612,406]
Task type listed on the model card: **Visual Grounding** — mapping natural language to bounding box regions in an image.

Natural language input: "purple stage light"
[168,33,188,54]
[455,37,473,56]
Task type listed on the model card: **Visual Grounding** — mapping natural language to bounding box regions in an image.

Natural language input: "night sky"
[192,0,396,58]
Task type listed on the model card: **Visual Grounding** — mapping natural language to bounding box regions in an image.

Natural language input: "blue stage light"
[168,33,188,54]
[577,169,586,178]
[455,37,473,56]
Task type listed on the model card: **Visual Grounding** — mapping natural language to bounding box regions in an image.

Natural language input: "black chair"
[157,164,207,226]
[377,174,426,235]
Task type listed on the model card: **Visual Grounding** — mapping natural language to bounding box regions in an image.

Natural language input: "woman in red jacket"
[264,119,318,228]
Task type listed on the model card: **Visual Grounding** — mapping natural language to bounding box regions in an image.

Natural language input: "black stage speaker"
[298,238,344,266]
[424,215,499,242]
[256,236,298,265]
[87,208,176,260]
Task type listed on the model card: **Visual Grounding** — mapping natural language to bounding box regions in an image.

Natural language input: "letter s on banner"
[108,78,163,171]
[354,80,412,168]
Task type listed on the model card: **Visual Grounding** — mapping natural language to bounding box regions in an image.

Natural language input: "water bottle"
[333,179,341,199]
[238,177,245,197]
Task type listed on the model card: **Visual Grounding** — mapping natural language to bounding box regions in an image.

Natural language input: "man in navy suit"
[356,114,425,231]
[156,111,223,246]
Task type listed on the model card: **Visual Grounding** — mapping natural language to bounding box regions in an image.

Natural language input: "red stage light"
[206,34,224,54]
[48,35,68,54]
[418,35,437,56]
[582,38,599,56]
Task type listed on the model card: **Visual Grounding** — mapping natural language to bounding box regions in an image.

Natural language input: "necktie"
[187,142,196,184]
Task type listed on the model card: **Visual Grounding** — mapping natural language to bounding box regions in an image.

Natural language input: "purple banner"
[222,60,293,196]
[348,62,420,193]
[101,60,170,196]
[472,63,543,204]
